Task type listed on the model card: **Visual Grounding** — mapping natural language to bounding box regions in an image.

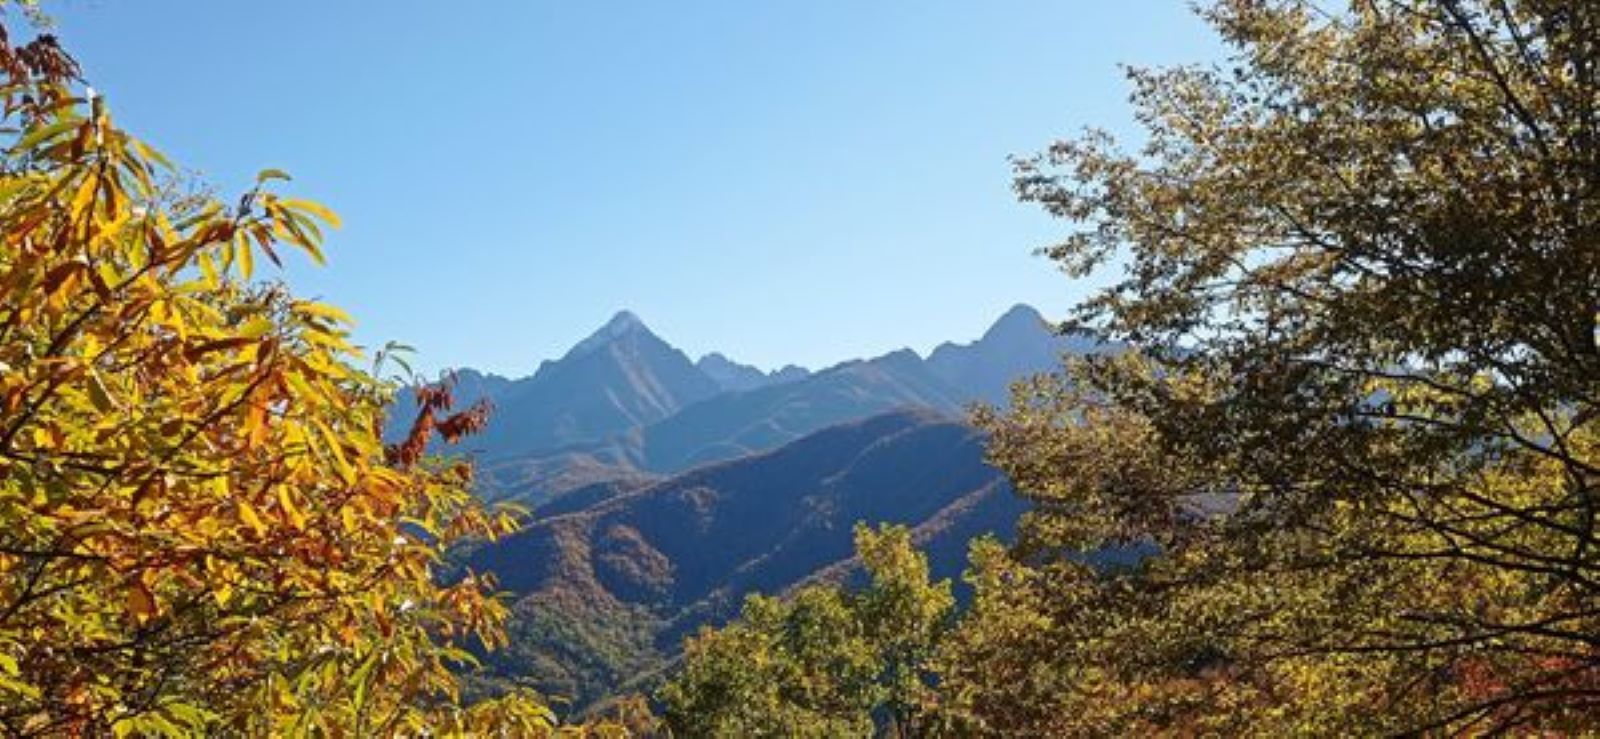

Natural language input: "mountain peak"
[563,310,655,361]
[985,304,1047,339]
[600,309,647,335]
[609,309,644,326]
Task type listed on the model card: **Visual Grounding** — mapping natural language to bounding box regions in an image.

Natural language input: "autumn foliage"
[0,10,561,736]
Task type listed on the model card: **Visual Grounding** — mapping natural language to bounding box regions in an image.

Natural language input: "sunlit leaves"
[968,0,1600,734]
[660,524,953,737]
[0,12,555,737]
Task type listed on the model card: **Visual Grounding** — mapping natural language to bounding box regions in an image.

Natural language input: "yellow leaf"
[198,251,219,287]
[235,236,254,280]
[277,486,307,531]
[238,499,267,537]
[312,418,357,486]
[238,316,274,339]
[279,197,342,229]
[294,301,354,325]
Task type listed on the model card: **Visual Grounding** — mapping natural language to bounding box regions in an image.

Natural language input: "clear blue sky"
[50,1,1221,376]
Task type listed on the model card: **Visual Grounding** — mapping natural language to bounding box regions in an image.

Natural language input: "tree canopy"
[961,0,1600,733]
[665,0,1600,735]
[660,524,953,737]
[0,8,566,736]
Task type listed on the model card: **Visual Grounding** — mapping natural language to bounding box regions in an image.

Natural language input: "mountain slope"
[466,410,1027,709]
[481,348,968,504]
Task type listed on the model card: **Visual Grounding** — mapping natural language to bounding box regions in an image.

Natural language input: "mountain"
[391,303,1100,506]
[389,311,724,463]
[481,305,1097,506]
[695,352,810,393]
[465,409,1028,710]
[483,312,723,456]
[433,305,1125,710]
[925,303,1098,405]
[480,349,956,504]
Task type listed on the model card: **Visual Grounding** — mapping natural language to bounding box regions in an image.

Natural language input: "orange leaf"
[128,581,157,623]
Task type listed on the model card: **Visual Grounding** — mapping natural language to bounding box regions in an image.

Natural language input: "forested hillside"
[467,410,1029,709]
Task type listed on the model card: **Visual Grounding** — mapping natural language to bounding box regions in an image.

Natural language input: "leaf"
[40,260,87,299]
[162,702,217,731]
[128,581,157,623]
[236,234,254,280]
[0,674,39,701]
[237,316,275,339]
[12,119,78,153]
[198,250,220,286]
[351,649,382,713]
[311,418,356,486]
[278,197,342,229]
[183,336,255,362]
[238,499,267,537]
[245,401,268,448]
[294,300,354,325]
[256,168,292,184]
[277,485,307,531]
[85,370,116,412]
[130,138,174,171]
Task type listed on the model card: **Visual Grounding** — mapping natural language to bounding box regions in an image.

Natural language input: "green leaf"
[12,119,78,153]
[256,168,292,184]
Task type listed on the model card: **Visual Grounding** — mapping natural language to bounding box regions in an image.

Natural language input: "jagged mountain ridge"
[695,352,810,393]
[478,304,1088,505]
[389,311,723,460]
[486,312,722,455]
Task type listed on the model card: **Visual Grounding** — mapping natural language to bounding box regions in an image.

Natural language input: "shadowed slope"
[467,410,1027,709]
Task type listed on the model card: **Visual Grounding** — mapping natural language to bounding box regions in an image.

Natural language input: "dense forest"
[2,0,1596,736]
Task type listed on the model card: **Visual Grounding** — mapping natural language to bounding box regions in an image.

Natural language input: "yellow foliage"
[0,13,561,737]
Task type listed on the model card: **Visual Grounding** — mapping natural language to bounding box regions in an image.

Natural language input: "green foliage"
[484,589,665,714]
[660,524,953,737]
[955,0,1600,734]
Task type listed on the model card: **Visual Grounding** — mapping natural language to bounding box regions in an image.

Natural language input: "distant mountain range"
[402,304,1096,506]
[408,304,1109,712]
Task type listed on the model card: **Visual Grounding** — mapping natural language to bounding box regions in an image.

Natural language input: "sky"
[48,1,1223,377]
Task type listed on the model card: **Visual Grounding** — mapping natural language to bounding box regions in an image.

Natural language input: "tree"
[964,0,1600,733]
[659,524,953,738]
[0,9,559,735]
